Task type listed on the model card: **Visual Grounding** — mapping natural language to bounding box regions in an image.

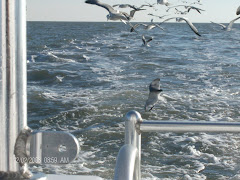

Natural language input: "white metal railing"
[0,1,87,180]
[114,110,240,180]
[0,0,27,172]
[114,144,138,180]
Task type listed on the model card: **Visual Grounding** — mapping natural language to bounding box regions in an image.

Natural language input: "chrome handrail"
[114,144,138,180]
[140,120,240,133]
[114,110,240,180]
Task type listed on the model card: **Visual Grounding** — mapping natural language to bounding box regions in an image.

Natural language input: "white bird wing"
[154,23,165,31]
[144,91,160,111]
[210,21,226,29]
[227,16,240,31]
[85,0,115,14]
[158,17,176,25]
[142,35,146,45]
[146,24,156,30]
[236,6,240,15]
[178,17,201,36]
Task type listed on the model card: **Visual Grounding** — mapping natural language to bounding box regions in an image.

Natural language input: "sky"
[26,0,240,23]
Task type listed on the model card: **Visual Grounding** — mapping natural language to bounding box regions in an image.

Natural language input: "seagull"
[175,8,188,15]
[159,17,201,36]
[167,5,205,14]
[142,2,156,8]
[85,0,129,22]
[236,6,240,15]
[121,9,145,21]
[142,35,153,46]
[157,0,170,6]
[144,78,163,111]
[210,16,240,31]
[187,6,204,14]
[130,23,164,33]
[141,2,158,11]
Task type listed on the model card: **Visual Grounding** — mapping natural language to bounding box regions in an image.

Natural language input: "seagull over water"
[85,0,130,23]
[130,22,164,33]
[210,16,240,31]
[159,17,201,36]
[142,35,153,47]
[145,78,163,111]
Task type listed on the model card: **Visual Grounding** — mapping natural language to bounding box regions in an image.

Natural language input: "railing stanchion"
[125,110,143,180]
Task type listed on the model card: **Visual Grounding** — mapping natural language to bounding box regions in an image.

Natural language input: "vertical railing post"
[125,110,142,180]
[0,0,27,174]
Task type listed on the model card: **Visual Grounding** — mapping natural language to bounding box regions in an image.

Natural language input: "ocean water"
[27,21,240,179]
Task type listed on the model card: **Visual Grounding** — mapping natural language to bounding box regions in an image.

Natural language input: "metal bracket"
[26,131,80,165]
[15,129,80,165]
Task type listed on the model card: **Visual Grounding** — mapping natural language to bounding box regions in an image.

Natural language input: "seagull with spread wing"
[142,35,153,47]
[85,0,129,23]
[211,17,240,31]
[159,17,201,36]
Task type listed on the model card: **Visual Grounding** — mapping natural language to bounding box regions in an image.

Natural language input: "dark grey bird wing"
[130,23,141,32]
[149,78,161,91]
[158,17,176,25]
[237,6,240,15]
[129,10,137,18]
[85,0,115,13]
[113,4,130,8]
[146,37,153,43]
[188,6,204,14]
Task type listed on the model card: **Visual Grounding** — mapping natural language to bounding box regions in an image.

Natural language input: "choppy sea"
[27,21,240,179]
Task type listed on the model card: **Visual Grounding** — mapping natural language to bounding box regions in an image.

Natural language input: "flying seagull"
[210,16,240,31]
[167,5,205,14]
[142,35,153,46]
[187,6,204,14]
[85,0,129,22]
[236,6,240,15]
[112,4,146,21]
[159,17,201,36]
[130,22,164,33]
[121,9,145,21]
[175,8,188,15]
[144,78,163,111]
[142,2,156,8]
